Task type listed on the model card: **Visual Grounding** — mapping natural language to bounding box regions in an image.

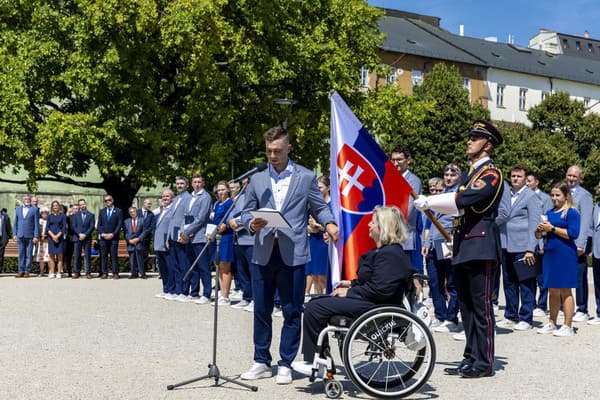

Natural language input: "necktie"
[82,212,86,221]
[132,219,137,232]
[107,208,112,221]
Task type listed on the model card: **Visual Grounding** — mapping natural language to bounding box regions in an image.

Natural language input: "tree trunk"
[101,175,142,213]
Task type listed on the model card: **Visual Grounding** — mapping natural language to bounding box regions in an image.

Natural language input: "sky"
[368,0,600,46]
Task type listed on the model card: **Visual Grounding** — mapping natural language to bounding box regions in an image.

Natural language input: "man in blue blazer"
[124,206,147,279]
[496,165,542,331]
[166,176,192,301]
[390,146,423,270]
[240,127,338,385]
[97,194,123,279]
[588,182,600,325]
[181,174,212,302]
[154,190,175,298]
[13,194,39,277]
[566,165,594,322]
[71,198,95,279]
[139,199,155,270]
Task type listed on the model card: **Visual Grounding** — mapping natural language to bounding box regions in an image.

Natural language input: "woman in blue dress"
[45,200,67,279]
[535,181,580,337]
[210,181,235,305]
[305,176,331,297]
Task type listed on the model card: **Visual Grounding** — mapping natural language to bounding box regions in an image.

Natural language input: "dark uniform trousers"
[454,260,497,373]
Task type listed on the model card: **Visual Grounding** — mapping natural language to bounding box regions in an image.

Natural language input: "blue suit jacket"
[182,190,212,244]
[167,191,192,241]
[495,181,512,249]
[504,186,542,253]
[123,217,145,251]
[70,211,95,241]
[571,184,593,249]
[97,207,123,238]
[153,207,173,252]
[14,205,39,239]
[241,161,334,266]
[139,209,155,237]
[592,205,600,258]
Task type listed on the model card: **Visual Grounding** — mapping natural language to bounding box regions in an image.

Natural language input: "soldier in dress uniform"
[415,119,504,378]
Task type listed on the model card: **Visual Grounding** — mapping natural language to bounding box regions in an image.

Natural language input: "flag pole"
[410,190,452,242]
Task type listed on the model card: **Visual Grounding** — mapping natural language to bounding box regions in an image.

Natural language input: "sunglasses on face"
[444,167,459,173]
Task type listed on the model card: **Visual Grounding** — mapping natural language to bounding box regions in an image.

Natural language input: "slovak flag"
[329,91,412,284]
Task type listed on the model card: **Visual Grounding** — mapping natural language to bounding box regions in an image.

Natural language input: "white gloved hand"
[414,195,429,211]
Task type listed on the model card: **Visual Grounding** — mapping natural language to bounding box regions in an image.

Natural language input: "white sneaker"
[154,292,166,298]
[452,331,466,341]
[493,304,500,312]
[56,273,62,279]
[587,317,600,325]
[175,294,189,302]
[291,361,325,378]
[552,325,575,337]
[433,321,460,333]
[536,323,557,334]
[193,296,210,305]
[240,362,272,380]
[231,300,250,309]
[244,301,255,312]
[430,319,443,328]
[513,321,532,331]
[48,274,55,279]
[275,366,292,385]
[573,312,589,322]
[165,293,178,300]
[229,290,243,301]
[188,296,200,302]
[211,296,230,306]
[273,307,283,317]
[533,308,547,317]
[496,319,515,328]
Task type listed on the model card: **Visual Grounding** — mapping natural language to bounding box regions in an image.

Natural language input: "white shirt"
[157,204,172,225]
[188,189,205,212]
[511,186,526,206]
[269,161,294,211]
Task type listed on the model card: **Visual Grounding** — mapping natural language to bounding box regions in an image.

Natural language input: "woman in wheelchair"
[292,206,417,373]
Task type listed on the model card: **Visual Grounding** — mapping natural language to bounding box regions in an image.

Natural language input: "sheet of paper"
[250,208,292,228]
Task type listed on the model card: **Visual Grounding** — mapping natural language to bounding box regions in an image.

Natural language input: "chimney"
[539,28,548,33]
[459,24,464,36]
[584,30,590,38]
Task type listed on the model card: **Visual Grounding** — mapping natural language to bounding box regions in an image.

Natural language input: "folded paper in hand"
[250,208,292,229]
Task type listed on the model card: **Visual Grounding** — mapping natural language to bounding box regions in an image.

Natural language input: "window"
[462,77,471,100]
[542,91,550,101]
[584,97,590,108]
[576,41,581,51]
[411,70,422,87]
[589,43,594,53]
[496,84,505,107]
[519,88,527,111]
[563,39,569,49]
[360,66,369,87]
[386,67,397,85]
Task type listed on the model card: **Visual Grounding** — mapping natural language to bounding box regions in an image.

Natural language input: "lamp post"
[274,97,298,129]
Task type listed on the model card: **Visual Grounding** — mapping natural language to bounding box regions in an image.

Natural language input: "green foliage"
[527,91,585,141]
[0,0,383,208]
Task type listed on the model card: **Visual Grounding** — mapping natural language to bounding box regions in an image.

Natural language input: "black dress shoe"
[128,275,138,279]
[459,367,494,379]
[444,362,471,376]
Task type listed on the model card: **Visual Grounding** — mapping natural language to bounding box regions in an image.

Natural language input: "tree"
[0,0,383,209]
[527,91,585,142]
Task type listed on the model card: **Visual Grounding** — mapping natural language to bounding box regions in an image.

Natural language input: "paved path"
[1,274,599,400]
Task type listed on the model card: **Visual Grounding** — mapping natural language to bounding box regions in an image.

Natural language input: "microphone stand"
[167,180,258,393]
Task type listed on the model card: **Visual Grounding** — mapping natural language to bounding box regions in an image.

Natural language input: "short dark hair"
[527,171,540,181]
[192,173,204,180]
[391,146,412,159]
[78,198,86,203]
[264,126,288,142]
[510,164,528,174]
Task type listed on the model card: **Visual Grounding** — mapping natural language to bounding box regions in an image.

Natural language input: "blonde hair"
[373,206,408,245]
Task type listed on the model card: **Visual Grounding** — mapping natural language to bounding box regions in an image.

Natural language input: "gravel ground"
[1,273,599,400]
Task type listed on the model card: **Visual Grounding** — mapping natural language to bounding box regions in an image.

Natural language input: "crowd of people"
[2,121,599,384]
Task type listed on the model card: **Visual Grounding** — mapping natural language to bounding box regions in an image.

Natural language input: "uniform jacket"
[571,184,593,249]
[153,206,173,252]
[241,161,334,267]
[591,204,600,259]
[182,190,212,244]
[167,191,191,241]
[453,159,504,265]
[70,211,95,241]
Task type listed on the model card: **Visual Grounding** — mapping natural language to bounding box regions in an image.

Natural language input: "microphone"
[232,162,268,183]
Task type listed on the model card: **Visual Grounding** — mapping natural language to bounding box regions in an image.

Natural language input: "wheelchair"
[307,274,436,399]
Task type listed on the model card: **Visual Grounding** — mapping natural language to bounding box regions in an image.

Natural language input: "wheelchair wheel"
[342,306,435,398]
[324,379,343,399]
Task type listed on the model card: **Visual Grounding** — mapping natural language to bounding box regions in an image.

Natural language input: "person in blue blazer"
[139,199,155,269]
[240,127,339,385]
[123,207,146,279]
[97,194,123,279]
[13,194,40,277]
[71,198,95,279]
[496,165,542,331]
[153,190,175,298]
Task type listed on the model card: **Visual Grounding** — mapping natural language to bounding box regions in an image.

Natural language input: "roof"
[379,12,600,86]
